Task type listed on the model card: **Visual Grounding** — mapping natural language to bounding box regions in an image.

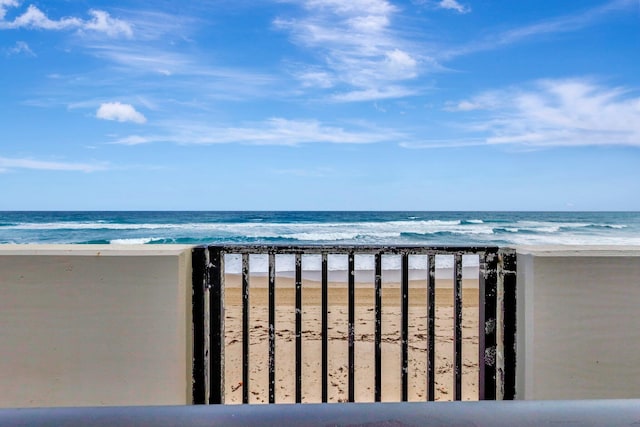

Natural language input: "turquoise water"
[1,211,639,246]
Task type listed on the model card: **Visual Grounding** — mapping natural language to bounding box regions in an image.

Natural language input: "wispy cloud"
[442,0,636,59]
[4,40,34,56]
[0,3,132,37]
[96,102,147,123]
[400,138,486,149]
[112,117,407,146]
[76,42,280,102]
[330,86,417,102]
[0,156,107,172]
[437,0,470,14]
[444,79,640,148]
[274,0,428,101]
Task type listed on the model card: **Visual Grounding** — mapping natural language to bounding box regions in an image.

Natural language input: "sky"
[1,0,639,211]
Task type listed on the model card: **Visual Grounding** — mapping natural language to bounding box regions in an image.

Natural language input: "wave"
[493,227,536,234]
[110,237,159,245]
[559,223,627,231]
[1,213,637,247]
[460,219,484,225]
[78,239,111,244]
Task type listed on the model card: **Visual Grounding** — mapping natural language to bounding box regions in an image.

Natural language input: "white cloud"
[0,156,107,172]
[443,92,502,111]
[5,40,34,56]
[331,86,416,102]
[399,138,486,149]
[274,0,426,101]
[84,44,278,100]
[0,0,18,20]
[438,0,470,14]
[82,10,133,38]
[112,117,407,146]
[3,4,81,30]
[96,102,147,123]
[0,3,132,37]
[296,69,334,88]
[384,49,418,79]
[113,135,151,145]
[448,79,640,147]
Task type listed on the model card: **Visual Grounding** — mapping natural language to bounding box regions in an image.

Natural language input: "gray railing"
[192,245,516,404]
[3,400,640,426]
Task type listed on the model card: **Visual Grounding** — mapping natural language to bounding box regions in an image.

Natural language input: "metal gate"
[192,245,516,404]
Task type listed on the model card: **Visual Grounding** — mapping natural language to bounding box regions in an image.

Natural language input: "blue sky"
[1,0,639,210]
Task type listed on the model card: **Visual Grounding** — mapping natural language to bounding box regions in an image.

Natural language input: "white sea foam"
[2,214,635,247]
[110,237,157,245]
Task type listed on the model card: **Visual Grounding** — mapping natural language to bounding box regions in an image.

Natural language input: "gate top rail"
[204,244,503,255]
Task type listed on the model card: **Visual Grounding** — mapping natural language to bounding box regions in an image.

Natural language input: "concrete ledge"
[4,244,640,405]
[515,245,640,400]
[0,245,194,408]
[3,400,640,427]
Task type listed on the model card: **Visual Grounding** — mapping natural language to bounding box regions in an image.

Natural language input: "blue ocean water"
[1,211,639,246]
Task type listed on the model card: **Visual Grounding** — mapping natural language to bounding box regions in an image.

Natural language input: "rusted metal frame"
[427,254,436,401]
[401,252,409,402]
[191,247,207,404]
[268,252,276,404]
[348,251,356,402]
[242,253,250,404]
[453,253,463,401]
[501,249,517,400]
[295,253,302,404]
[479,249,498,401]
[209,247,225,404]
[374,252,382,402]
[321,252,329,403]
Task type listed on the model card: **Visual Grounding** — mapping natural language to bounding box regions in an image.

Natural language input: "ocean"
[1,210,639,276]
[1,211,639,246]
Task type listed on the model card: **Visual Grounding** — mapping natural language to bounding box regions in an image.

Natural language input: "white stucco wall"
[3,244,640,406]
[515,246,640,400]
[0,245,193,408]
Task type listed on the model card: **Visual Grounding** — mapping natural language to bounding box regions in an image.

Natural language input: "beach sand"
[222,274,480,403]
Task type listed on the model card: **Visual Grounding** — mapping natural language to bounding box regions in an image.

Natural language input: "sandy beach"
[222,274,480,403]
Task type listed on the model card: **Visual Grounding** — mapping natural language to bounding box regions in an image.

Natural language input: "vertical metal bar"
[401,253,409,402]
[348,251,355,402]
[374,252,382,402]
[479,251,498,401]
[268,252,276,404]
[295,253,303,404]
[321,252,329,403]
[209,247,225,404]
[427,254,436,401]
[454,254,463,401]
[191,247,207,404]
[242,253,250,404]
[502,250,517,400]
